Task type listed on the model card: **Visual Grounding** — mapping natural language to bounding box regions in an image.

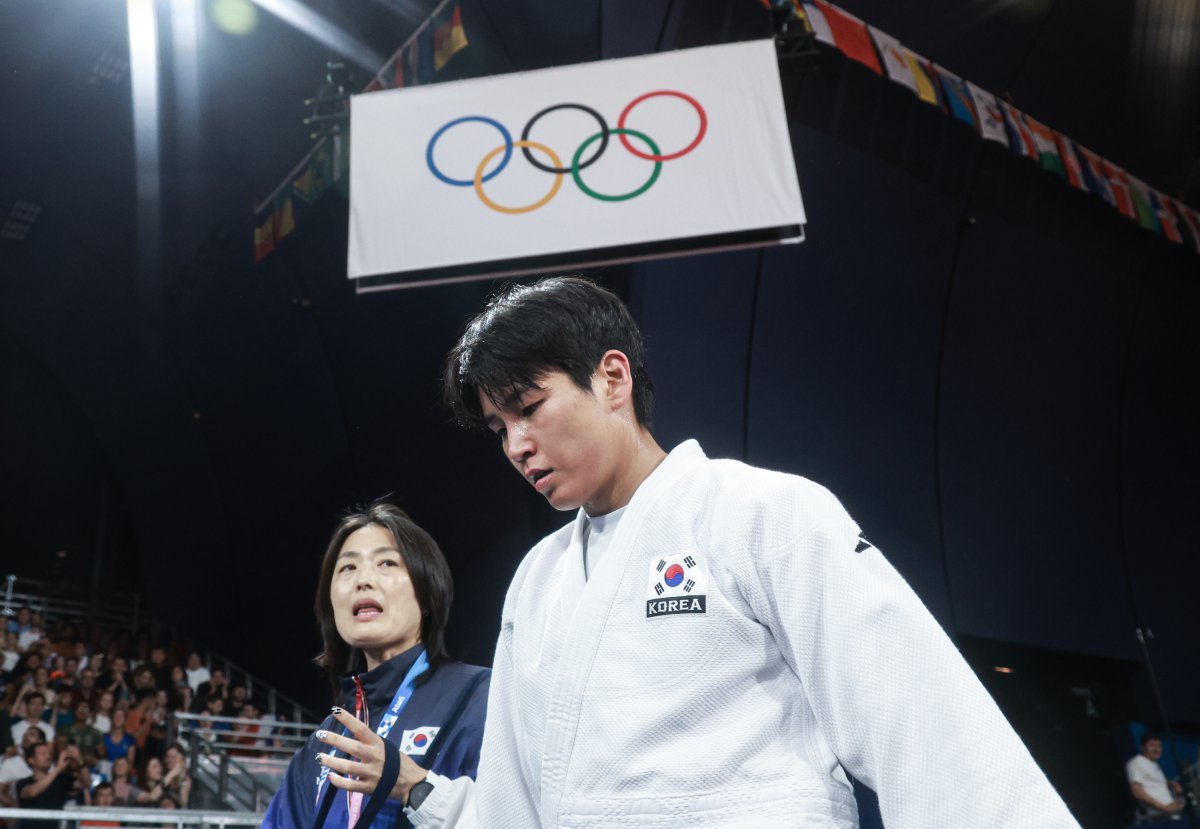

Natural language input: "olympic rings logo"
[425,90,707,214]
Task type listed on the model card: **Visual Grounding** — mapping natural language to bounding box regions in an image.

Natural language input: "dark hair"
[1141,732,1162,747]
[24,740,46,761]
[24,691,45,706]
[313,502,454,695]
[93,781,114,795]
[442,276,655,431]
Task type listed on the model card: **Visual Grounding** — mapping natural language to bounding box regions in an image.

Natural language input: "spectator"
[28,665,55,709]
[63,698,103,762]
[230,699,263,757]
[50,688,76,731]
[17,613,44,650]
[101,707,136,766]
[16,741,89,826]
[124,690,156,752]
[10,691,54,744]
[6,607,32,635]
[88,653,107,684]
[0,728,45,806]
[132,665,156,694]
[108,755,136,806]
[77,668,98,705]
[183,652,209,695]
[173,684,193,716]
[134,755,167,805]
[56,657,80,690]
[1,632,20,674]
[1127,731,1186,822]
[146,646,172,691]
[162,742,192,808]
[92,690,114,734]
[81,781,121,828]
[226,681,248,714]
[193,666,227,712]
[105,657,132,702]
[198,693,231,743]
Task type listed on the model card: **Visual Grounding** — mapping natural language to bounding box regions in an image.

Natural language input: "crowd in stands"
[0,606,277,821]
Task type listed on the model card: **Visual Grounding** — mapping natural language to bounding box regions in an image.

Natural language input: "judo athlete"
[393,276,1081,827]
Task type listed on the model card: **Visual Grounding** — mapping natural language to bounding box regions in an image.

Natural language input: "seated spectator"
[162,742,192,808]
[63,698,103,762]
[1,632,20,675]
[193,666,228,713]
[1127,731,1186,822]
[92,690,114,734]
[81,781,121,827]
[134,755,168,806]
[173,684,194,716]
[226,681,248,714]
[0,728,45,807]
[146,646,172,692]
[183,652,209,695]
[16,612,43,651]
[56,657,81,690]
[124,690,156,752]
[27,665,55,710]
[16,740,89,825]
[77,668,98,705]
[108,755,137,806]
[10,691,54,744]
[104,657,132,703]
[198,693,231,743]
[101,707,136,766]
[230,699,264,757]
[50,688,76,731]
[6,607,32,635]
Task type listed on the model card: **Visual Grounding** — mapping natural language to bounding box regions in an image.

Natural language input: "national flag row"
[253,0,468,262]
[765,0,1200,255]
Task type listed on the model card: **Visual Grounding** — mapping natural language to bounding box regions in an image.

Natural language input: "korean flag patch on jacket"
[646,553,708,618]
[401,726,440,756]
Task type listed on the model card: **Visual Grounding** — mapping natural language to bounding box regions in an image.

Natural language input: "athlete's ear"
[596,350,634,412]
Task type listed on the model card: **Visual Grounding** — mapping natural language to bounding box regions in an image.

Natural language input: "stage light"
[249,0,385,70]
[992,666,1015,674]
[211,0,258,36]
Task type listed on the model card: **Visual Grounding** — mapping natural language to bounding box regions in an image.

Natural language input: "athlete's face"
[481,362,632,515]
[329,524,423,669]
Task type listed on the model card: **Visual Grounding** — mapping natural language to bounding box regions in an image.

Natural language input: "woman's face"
[165,746,182,769]
[113,757,129,778]
[329,524,423,667]
[112,707,126,728]
[98,692,113,712]
[145,757,163,780]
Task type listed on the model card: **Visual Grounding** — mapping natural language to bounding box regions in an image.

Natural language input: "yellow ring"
[473,140,564,214]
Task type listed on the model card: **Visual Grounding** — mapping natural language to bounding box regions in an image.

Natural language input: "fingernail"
[315,752,324,763]
[331,706,343,714]
[315,730,327,740]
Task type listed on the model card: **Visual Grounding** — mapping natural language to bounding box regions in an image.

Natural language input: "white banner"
[348,40,805,289]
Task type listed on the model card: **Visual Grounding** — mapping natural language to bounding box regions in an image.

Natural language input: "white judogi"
[413,440,1080,828]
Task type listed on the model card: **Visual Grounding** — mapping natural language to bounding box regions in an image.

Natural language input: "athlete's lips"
[526,468,553,493]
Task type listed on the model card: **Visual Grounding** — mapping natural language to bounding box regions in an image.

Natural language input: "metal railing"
[172,712,322,811]
[1,573,142,629]
[0,806,261,826]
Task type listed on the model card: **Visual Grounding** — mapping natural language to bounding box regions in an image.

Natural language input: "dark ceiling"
[1,0,1198,728]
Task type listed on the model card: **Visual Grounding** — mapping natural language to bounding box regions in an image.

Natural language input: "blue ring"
[426,117,513,187]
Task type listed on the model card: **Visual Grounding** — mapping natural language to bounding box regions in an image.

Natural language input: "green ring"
[571,128,662,202]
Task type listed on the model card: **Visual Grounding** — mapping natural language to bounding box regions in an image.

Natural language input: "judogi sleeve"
[261,735,317,829]
[745,483,1081,828]
[409,589,539,827]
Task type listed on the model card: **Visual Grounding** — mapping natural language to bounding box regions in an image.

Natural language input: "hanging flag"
[918,59,947,111]
[415,22,436,83]
[391,50,407,88]
[1148,189,1183,243]
[1173,198,1200,254]
[935,64,976,128]
[293,166,315,204]
[801,0,835,46]
[999,101,1036,159]
[254,215,275,262]
[870,28,929,101]
[965,82,1007,146]
[1075,144,1115,206]
[1102,162,1137,219]
[1126,175,1163,233]
[813,1,882,74]
[273,192,295,241]
[1022,115,1064,176]
[1053,132,1086,191]
[432,2,468,71]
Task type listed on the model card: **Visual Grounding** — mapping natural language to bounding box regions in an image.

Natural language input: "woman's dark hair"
[442,275,655,431]
[313,502,454,695]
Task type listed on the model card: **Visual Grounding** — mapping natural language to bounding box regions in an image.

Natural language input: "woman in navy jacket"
[262,503,489,829]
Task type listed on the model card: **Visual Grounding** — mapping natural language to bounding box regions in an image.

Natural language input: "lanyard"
[314,648,430,812]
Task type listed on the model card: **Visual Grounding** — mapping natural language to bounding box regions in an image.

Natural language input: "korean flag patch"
[645,553,708,618]
[401,726,440,756]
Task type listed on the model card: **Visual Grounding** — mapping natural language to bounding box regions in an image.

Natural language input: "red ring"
[617,90,707,162]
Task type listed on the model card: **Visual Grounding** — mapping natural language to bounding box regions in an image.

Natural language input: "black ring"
[520,103,609,174]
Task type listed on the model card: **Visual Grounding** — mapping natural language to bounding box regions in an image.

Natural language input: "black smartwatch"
[407,778,435,811]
